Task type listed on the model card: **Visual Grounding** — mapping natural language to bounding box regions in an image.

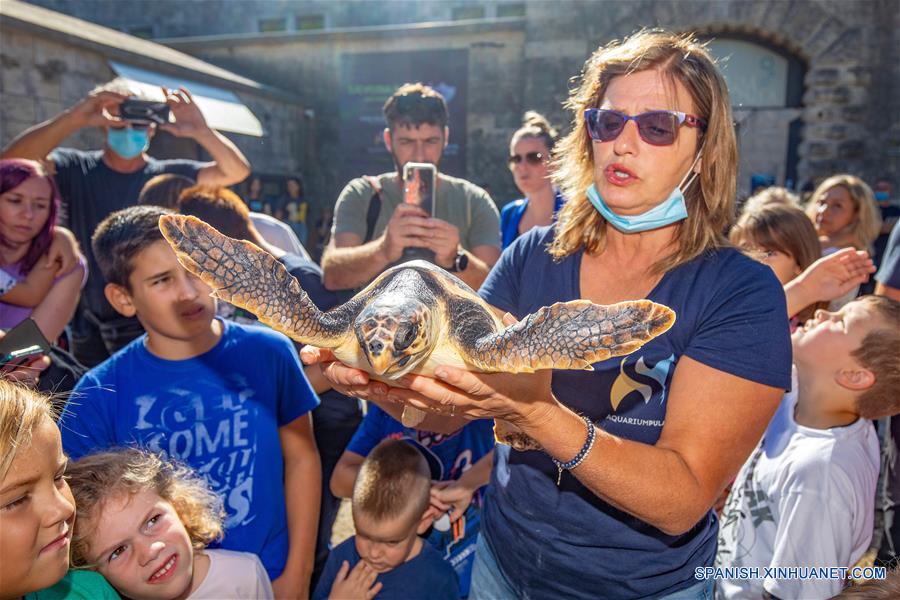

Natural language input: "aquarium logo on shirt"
[608,354,675,412]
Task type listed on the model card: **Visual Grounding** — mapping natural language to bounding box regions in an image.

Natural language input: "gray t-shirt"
[332,172,500,250]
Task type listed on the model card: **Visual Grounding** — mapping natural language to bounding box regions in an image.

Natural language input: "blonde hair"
[352,439,430,525]
[806,174,882,251]
[0,380,55,482]
[741,186,800,214]
[851,296,900,419]
[549,29,737,274]
[67,448,224,568]
[510,111,559,155]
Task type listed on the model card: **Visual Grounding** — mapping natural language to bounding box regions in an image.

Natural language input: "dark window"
[497,3,526,18]
[259,17,287,33]
[128,26,154,39]
[296,14,325,30]
[452,6,485,20]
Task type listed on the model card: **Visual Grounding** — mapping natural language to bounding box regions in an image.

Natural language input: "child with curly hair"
[67,447,273,599]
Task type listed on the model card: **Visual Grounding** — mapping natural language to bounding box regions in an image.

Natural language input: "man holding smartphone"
[322,83,500,292]
[1,79,251,366]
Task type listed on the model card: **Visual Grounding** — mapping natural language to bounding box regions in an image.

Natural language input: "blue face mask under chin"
[586,152,702,233]
[107,127,150,159]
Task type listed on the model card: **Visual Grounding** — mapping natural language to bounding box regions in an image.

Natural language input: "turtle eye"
[394,322,418,352]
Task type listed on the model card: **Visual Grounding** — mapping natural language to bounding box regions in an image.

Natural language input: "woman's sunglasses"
[508,151,546,166]
[584,109,707,146]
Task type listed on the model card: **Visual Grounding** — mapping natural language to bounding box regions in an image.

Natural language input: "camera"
[119,98,170,125]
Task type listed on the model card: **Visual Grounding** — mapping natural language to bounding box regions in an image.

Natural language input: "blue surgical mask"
[106,127,149,159]
[875,191,890,203]
[586,153,701,233]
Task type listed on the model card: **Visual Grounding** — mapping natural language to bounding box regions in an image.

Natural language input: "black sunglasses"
[584,109,707,146]
[508,151,546,166]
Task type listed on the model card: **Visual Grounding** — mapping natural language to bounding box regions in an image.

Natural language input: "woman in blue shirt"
[499,111,564,249]
[308,30,791,599]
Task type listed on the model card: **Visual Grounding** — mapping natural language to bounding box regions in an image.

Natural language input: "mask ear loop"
[678,142,706,205]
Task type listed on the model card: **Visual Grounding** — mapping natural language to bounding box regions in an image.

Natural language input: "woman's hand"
[299,346,389,401]
[0,331,50,388]
[391,366,558,429]
[429,480,475,523]
[45,227,81,274]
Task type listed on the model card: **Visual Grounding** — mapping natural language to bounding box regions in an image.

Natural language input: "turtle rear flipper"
[469,299,675,372]
[160,214,352,347]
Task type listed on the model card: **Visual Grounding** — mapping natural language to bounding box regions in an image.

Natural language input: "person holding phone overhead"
[322,83,501,292]
[0,78,251,367]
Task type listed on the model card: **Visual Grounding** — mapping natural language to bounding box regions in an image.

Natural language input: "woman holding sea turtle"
[306,31,791,598]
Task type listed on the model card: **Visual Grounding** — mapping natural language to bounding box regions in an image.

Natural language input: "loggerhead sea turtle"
[159,214,676,451]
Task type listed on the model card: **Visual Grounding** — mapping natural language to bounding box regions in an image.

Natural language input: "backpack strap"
[363,175,382,244]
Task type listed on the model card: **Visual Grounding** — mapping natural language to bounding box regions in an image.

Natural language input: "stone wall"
[18,0,900,203]
[170,21,528,207]
[0,25,307,186]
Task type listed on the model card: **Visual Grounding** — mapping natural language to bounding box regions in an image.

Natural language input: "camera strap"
[363,175,382,243]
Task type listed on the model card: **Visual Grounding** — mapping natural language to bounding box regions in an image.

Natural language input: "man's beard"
[392,151,440,178]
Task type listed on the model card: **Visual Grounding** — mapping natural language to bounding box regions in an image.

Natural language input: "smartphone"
[403,162,437,217]
[0,318,51,366]
[119,98,170,125]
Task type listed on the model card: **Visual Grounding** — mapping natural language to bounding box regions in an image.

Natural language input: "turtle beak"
[369,351,392,376]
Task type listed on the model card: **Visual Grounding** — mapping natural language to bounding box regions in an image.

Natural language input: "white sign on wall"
[707,39,789,108]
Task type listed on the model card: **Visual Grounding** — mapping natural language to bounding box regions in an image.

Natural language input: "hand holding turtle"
[299,346,390,401]
[380,203,432,262]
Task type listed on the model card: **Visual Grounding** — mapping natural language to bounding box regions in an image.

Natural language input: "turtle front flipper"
[471,299,675,453]
[159,214,351,347]
[470,299,675,372]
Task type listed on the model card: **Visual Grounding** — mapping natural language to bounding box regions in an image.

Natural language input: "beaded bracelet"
[551,414,596,485]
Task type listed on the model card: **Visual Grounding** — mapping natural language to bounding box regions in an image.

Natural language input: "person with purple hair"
[0,159,85,343]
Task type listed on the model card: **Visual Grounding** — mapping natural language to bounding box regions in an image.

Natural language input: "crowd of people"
[1,28,900,600]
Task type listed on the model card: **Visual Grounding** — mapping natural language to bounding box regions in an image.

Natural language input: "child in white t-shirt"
[67,447,273,599]
[716,296,900,599]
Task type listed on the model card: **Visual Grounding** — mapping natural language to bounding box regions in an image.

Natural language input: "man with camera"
[1,79,251,366]
[321,83,500,292]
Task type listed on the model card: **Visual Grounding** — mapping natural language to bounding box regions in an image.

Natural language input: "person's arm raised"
[159,87,250,186]
[1,91,126,160]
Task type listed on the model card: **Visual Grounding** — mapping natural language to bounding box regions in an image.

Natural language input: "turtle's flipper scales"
[471,299,675,372]
[159,214,350,347]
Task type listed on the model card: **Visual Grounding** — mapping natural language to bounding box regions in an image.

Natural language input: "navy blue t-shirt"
[478,226,792,599]
[51,148,205,324]
[60,319,319,580]
[313,536,459,600]
[346,405,493,596]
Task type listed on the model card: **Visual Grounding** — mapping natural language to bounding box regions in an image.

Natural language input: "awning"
[109,61,264,137]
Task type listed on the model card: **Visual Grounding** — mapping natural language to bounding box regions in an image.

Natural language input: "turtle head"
[354,296,437,379]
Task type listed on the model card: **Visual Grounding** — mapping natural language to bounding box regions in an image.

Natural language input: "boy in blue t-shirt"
[59,206,321,596]
[315,439,459,600]
[331,404,493,597]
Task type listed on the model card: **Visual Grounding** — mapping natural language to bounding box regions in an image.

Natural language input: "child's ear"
[835,367,876,391]
[416,511,435,536]
[104,283,136,317]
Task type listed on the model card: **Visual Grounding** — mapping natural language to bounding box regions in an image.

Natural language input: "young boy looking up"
[59,205,321,598]
[717,296,900,599]
[314,439,460,600]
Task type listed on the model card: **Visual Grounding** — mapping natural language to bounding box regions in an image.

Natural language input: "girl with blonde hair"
[307,29,792,598]
[67,447,273,599]
[807,174,882,253]
[0,380,117,599]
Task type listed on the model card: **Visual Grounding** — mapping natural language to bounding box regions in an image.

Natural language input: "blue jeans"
[468,534,715,599]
